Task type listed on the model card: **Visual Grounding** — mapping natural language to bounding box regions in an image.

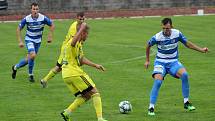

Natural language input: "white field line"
[101,43,156,64]
[0,43,156,75]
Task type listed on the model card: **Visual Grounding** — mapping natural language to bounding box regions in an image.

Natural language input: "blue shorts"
[152,60,184,79]
[25,40,41,54]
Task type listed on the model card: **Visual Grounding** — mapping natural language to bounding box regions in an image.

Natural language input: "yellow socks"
[68,96,86,112]
[92,93,103,119]
[64,93,107,121]
[43,69,57,82]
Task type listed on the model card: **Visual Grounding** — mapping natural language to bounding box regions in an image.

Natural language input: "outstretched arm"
[81,57,106,71]
[144,44,151,69]
[47,24,55,43]
[186,41,208,53]
[71,23,87,47]
[16,26,24,48]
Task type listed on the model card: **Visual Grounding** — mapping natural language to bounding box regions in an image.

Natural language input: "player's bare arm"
[16,26,24,48]
[81,57,106,71]
[47,24,55,43]
[186,41,209,53]
[71,22,87,47]
[144,44,151,69]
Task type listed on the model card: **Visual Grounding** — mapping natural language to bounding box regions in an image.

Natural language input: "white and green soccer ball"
[119,100,132,114]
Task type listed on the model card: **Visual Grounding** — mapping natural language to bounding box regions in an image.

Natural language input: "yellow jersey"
[64,21,78,43]
[62,40,85,78]
[57,21,78,64]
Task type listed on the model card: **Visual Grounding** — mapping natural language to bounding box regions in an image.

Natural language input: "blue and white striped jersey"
[148,29,187,62]
[19,13,52,43]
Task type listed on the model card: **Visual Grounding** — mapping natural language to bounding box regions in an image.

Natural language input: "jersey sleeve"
[179,32,187,45]
[147,36,157,47]
[44,16,53,26]
[19,18,26,29]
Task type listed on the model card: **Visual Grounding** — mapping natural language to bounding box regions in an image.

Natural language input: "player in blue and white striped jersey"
[145,18,208,116]
[12,2,55,82]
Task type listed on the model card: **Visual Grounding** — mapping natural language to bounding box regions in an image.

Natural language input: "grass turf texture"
[0,15,215,121]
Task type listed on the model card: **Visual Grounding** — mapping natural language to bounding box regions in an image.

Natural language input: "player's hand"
[202,47,209,53]
[95,64,106,71]
[47,39,52,43]
[47,34,52,43]
[144,61,150,69]
[19,41,24,48]
[47,37,52,43]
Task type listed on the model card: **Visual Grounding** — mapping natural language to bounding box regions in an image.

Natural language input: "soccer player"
[11,2,54,82]
[145,18,209,116]
[40,12,85,88]
[60,24,107,121]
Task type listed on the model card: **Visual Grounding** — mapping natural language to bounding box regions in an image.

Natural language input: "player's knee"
[82,93,91,100]
[52,66,61,73]
[55,66,62,72]
[181,72,188,79]
[90,87,98,94]
[29,53,36,60]
[82,87,100,100]
[153,74,163,80]
[82,87,98,100]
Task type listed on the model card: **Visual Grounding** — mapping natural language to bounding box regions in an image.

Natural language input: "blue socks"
[15,58,35,75]
[28,58,34,75]
[181,72,189,98]
[150,79,163,104]
[149,73,190,107]
[15,58,28,69]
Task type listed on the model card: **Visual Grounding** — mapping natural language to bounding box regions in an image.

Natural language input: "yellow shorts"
[63,74,96,96]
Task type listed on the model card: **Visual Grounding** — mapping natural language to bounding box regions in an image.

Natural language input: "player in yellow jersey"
[40,12,85,88]
[60,24,108,121]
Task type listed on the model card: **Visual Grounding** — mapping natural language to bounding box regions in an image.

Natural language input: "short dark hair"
[162,18,172,25]
[76,12,85,17]
[31,2,38,8]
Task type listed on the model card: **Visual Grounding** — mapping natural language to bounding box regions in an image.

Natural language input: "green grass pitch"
[0,15,215,121]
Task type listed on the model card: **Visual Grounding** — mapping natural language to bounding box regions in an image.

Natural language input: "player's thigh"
[64,75,96,94]
[26,41,35,53]
[63,77,79,95]
[76,74,96,92]
[152,62,166,79]
[169,61,186,78]
[25,40,41,54]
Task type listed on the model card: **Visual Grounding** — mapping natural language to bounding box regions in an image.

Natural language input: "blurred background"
[0,0,215,20]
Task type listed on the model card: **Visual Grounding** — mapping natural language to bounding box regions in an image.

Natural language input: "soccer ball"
[119,101,132,114]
